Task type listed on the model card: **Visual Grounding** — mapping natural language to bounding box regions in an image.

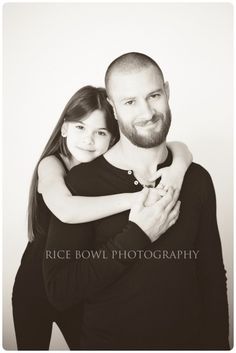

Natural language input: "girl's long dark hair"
[28,86,119,241]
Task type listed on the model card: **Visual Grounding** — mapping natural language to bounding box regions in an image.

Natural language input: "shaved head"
[105,52,164,98]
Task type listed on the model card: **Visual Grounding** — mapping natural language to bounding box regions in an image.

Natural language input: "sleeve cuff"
[111,221,152,252]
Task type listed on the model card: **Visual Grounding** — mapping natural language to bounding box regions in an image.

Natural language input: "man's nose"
[139,101,153,121]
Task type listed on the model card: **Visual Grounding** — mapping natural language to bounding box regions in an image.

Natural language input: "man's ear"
[107,97,118,120]
[164,81,170,100]
[107,97,112,106]
[61,122,68,137]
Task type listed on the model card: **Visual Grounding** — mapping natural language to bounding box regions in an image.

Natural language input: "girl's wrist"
[127,192,140,209]
[171,157,189,172]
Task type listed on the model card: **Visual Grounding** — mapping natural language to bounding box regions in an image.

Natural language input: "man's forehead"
[108,66,164,97]
[110,64,161,79]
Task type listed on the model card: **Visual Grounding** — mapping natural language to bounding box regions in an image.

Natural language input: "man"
[43,52,229,349]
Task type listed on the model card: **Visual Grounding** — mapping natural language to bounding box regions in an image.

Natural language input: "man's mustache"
[135,113,164,127]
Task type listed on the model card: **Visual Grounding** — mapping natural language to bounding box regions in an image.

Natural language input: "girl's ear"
[61,122,68,137]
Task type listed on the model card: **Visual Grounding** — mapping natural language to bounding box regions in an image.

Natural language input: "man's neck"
[105,134,168,180]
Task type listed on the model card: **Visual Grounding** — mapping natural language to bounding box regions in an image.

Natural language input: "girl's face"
[62,109,112,164]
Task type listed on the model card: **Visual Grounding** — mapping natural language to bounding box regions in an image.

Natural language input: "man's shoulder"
[184,162,214,194]
[187,162,211,178]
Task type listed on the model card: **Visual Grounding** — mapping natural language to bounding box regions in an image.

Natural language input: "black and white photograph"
[2,2,233,350]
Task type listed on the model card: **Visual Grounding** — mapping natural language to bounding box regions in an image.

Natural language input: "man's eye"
[150,94,161,99]
[97,131,107,136]
[76,125,85,130]
[125,100,135,106]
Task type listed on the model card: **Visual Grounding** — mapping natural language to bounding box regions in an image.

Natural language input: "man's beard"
[118,108,172,148]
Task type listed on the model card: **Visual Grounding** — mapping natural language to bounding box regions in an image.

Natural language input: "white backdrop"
[3,2,233,350]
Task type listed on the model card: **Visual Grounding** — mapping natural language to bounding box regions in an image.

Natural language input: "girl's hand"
[148,142,193,191]
[149,165,185,191]
[129,188,166,208]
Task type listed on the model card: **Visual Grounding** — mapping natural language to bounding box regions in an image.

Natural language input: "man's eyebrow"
[120,96,136,102]
[120,89,163,102]
[148,89,163,95]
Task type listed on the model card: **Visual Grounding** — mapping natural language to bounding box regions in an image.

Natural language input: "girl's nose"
[82,133,94,145]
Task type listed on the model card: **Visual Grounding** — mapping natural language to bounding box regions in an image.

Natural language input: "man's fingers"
[173,188,180,203]
[156,186,174,209]
[167,200,181,224]
[165,188,180,213]
[168,216,178,228]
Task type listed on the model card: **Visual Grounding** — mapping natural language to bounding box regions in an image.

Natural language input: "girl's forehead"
[73,109,108,129]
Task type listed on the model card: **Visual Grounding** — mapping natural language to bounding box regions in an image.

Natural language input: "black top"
[13,153,69,298]
[43,151,229,349]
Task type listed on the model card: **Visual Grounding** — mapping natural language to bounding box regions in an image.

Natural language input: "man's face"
[108,65,171,148]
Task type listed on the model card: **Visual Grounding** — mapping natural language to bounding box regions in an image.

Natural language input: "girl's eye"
[97,131,107,136]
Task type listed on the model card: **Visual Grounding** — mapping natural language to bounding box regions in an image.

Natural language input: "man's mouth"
[135,115,162,128]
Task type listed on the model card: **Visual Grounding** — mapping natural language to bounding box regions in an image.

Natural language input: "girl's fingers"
[156,189,167,197]
[163,185,169,192]
[148,170,162,183]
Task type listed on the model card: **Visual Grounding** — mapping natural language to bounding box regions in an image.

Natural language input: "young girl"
[12,86,192,350]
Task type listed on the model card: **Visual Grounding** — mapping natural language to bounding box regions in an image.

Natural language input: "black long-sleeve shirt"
[43,151,229,349]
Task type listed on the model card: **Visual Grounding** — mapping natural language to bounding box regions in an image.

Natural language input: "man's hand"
[129,187,180,242]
